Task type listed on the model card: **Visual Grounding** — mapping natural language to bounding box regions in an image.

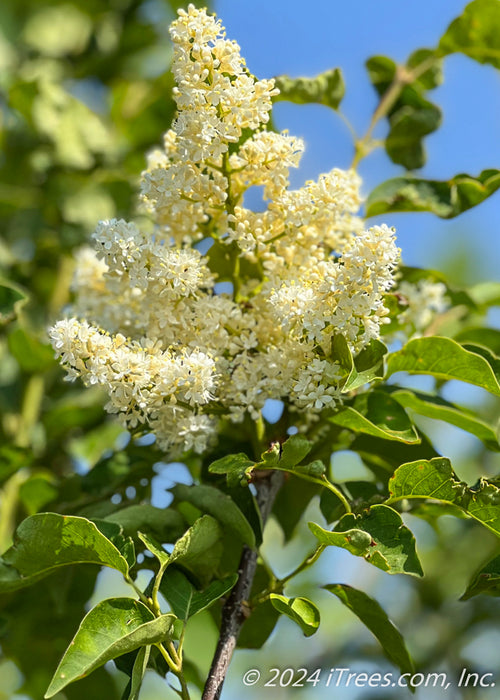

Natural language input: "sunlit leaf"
[366,170,500,219]
[388,388,499,451]
[388,457,500,537]
[274,68,345,110]
[454,327,500,355]
[0,514,131,592]
[208,453,255,486]
[332,335,387,392]
[330,391,420,444]
[45,598,175,698]
[309,522,373,555]
[310,504,423,576]
[137,532,169,567]
[467,282,500,308]
[269,594,320,636]
[386,336,500,396]
[438,0,500,68]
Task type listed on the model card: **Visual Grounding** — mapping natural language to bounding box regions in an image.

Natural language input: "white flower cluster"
[396,279,449,337]
[50,5,401,455]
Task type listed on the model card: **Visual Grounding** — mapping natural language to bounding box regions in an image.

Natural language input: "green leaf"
[454,328,500,355]
[346,340,388,391]
[388,457,500,537]
[105,505,186,543]
[141,516,224,588]
[160,568,237,620]
[224,484,264,546]
[0,279,28,324]
[365,51,442,169]
[8,327,55,373]
[208,453,255,487]
[123,645,151,700]
[169,515,223,573]
[386,336,500,396]
[325,584,415,675]
[468,281,500,308]
[0,514,131,592]
[278,434,312,468]
[330,391,420,444]
[257,434,312,470]
[137,532,169,567]
[93,520,136,570]
[172,484,255,547]
[461,553,500,600]
[291,460,326,478]
[366,170,500,219]
[309,522,374,555]
[438,0,500,68]
[462,342,500,379]
[269,594,320,637]
[435,479,500,537]
[331,333,353,374]
[251,435,324,481]
[389,457,463,503]
[350,432,440,481]
[388,388,499,451]
[310,504,423,575]
[273,68,345,110]
[45,598,175,698]
[19,473,59,515]
[332,335,387,392]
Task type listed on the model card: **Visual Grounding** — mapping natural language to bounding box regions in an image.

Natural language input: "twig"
[202,470,284,700]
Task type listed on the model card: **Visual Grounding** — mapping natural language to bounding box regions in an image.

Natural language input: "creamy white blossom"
[396,279,450,337]
[50,5,402,455]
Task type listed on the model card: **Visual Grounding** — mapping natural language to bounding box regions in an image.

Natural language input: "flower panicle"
[49,5,408,455]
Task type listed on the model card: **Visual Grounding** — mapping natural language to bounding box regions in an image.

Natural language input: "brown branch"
[202,470,284,700]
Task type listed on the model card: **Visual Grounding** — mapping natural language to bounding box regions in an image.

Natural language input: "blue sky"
[215,0,500,285]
